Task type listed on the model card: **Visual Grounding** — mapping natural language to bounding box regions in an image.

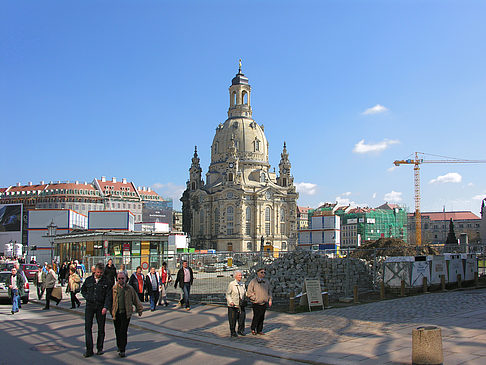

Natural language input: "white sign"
[347,218,357,224]
[304,278,323,310]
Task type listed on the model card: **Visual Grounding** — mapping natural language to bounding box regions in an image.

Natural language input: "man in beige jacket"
[246,268,272,335]
[108,272,143,358]
[226,271,246,337]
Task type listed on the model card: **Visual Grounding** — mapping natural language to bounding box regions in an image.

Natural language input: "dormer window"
[253,139,260,152]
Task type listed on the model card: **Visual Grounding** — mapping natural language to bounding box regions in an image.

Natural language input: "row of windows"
[225,241,288,252]
[4,189,101,196]
[422,223,480,229]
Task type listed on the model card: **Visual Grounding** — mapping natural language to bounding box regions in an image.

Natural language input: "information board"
[304,278,323,310]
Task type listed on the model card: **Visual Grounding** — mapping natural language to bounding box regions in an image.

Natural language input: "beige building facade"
[181,65,299,252]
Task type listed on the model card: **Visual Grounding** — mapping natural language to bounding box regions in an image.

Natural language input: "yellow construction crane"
[393,152,486,246]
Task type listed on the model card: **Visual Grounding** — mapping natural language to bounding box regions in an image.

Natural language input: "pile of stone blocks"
[246,251,374,299]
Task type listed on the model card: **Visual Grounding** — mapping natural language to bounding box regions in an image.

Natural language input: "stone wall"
[246,251,374,300]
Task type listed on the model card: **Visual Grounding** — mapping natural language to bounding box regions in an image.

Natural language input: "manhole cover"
[32,345,65,352]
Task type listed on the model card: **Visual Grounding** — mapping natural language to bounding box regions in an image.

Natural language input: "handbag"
[236,285,247,307]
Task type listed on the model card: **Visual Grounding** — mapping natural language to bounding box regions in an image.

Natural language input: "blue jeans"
[182,283,191,308]
[11,289,19,313]
[149,290,160,310]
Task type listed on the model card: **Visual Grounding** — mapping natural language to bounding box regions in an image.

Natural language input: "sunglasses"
[258,271,266,274]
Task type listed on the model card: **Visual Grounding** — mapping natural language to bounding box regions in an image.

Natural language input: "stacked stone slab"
[246,251,374,299]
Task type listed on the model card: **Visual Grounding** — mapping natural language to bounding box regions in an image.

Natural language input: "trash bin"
[444,253,462,283]
[460,253,477,281]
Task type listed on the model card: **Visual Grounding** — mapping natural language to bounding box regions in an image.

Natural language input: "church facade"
[181,65,299,252]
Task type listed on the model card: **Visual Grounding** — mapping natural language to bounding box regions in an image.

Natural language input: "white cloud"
[429,172,462,184]
[387,165,398,172]
[151,182,185,202]
[295,182,318,195]
[473,193,486,201]
[362,104,389,115]
[353,139,399,154]
[384,191,403,202]
[468,182,474,187]
[342,191,352,197]
[336,196,353,206]
[372,193,377,199]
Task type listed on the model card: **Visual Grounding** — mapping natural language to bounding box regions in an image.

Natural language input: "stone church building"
[181,64,299,252]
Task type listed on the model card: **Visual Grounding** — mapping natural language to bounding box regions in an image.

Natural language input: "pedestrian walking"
[43,264,61,310]
[145,267,161,311]
[67,266,81,308]
[226,270,247,337]
[80,263,111,357]
[103,258,117,287]
[174,260,193,311]
[119,264,128,278]
[6,267,25,315]
[158,262,171,306]
[247,268,272,335]
[108,271,143,358]
[59,262,68,286]
[33,266,46,300]
[128,266,145,303]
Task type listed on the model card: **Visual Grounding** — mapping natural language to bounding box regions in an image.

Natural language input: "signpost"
[303,278,324,311]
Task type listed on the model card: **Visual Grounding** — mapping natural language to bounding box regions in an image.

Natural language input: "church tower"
[277,142,293,188]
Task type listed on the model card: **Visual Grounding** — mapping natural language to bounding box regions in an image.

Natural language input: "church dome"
[211,65,268,165]
[210,65,269,167]
[211,117,268,165]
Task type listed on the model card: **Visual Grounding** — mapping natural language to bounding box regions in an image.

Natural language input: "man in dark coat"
[81,263,111,358]
[174,260,194,311]
[6,267,25,315]
[103,259,117,287]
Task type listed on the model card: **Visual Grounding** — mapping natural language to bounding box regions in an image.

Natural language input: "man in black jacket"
[174,260,193,311]
[81,262,111,358]
[103,258,117,287]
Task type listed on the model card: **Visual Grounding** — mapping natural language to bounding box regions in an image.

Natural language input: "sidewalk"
[31,287,486,364]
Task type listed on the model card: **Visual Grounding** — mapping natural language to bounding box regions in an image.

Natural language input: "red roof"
[47,182,97,191]
[298,206,311,214]
[95,178,137,194]
[6,184,49,192]
[376,202,400,210]
[422,211,480,221]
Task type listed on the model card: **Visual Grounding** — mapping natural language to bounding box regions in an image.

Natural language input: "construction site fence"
[83,244,486,306]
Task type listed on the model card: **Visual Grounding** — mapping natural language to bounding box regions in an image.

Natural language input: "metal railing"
[83,244,486,306]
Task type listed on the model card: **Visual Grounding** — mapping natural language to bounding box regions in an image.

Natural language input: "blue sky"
[1,1,485,214]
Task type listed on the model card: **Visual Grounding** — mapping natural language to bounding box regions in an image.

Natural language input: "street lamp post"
[47,220,58,263]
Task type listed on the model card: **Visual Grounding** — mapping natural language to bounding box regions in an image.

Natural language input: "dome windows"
[253,139,261,152]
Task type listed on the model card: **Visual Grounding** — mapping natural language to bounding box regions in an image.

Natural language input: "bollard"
[289,291,295,313]
[380,282,385,300]
[353,285,358,304]
[474,272,479,288]
[412,326,443,365]
[422,277,428,294]
[323,292,329,308]
[457,274,462,289]
[440,275,446,291]
[400,280,405,297]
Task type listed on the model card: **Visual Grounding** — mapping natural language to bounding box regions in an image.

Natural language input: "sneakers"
[118,351,126,358]
[251,330,257,335]
[230,333,238,337]
[96,350,104,356]
[185,307,190,311]
[83,352,94,358]
[237,331,246,336]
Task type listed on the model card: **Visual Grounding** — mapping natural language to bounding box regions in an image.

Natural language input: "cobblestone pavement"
[31,287,486,364]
